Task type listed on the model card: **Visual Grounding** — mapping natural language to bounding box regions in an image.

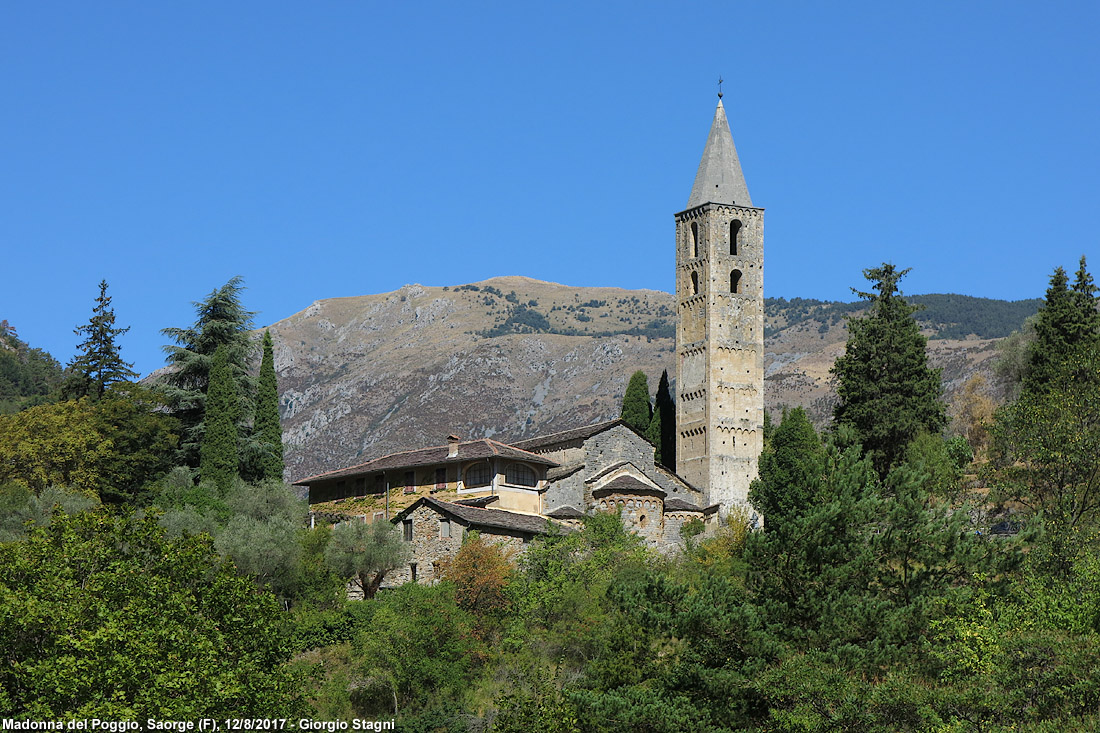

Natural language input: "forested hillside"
[0,320,63,413]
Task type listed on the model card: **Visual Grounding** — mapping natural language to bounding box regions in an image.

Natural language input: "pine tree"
[161,276,256,468]
[1023,264,1099,395]
[254,330,284,481]
[620,370,652,434]
[66,280,137,400]
[199,345,240,493]
[832,264,946,477]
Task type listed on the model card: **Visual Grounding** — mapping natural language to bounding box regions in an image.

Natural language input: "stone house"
[298,419,719,589]
[512,419,718,550]
[384,496,554,587]
[299,435,558,516]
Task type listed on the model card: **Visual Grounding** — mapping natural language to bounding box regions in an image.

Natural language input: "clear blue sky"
[3,1,1098,377]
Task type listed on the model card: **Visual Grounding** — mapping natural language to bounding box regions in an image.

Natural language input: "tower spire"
[686,100,752,209]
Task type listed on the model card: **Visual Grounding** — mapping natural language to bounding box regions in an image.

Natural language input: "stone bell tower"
[675,96,764,514]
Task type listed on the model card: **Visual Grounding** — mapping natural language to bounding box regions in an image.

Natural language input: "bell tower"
[675,96,764,514]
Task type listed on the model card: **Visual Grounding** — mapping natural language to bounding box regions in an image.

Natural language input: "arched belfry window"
[730,270,742,294]
[690,222,699,258]
[730,220,742,255]
[691,271,699,295]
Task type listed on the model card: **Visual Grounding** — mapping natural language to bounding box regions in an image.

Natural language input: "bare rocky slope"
[270,276,1024,482]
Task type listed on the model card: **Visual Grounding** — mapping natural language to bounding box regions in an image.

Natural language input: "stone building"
[297,419,718,588]
[675,96,764,518]
[297,95,761,585]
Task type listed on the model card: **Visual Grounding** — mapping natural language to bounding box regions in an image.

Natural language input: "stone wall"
[384,504,533,588]
[543,424,703,513]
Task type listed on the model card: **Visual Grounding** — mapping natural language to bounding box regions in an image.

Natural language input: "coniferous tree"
[199,346,240,494]
[254,330,284,481]
[161,276,256,468]
[620,370,652,434]
[832,264,946,476]
[749,407,825,531]
[65,280,137,400]
[653,369,676,469]
[1023,257,1100,396]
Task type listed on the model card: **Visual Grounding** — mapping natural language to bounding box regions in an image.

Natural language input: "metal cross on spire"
[718,75,724,99]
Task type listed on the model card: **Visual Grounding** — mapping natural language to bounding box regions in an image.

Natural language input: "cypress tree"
[832,264,946,477]
[254,330,285,481]
[645,369,675,469]
[66,280,137,400]
[200,345,240,493]
[620,370,652,434]
[749,407,825,531]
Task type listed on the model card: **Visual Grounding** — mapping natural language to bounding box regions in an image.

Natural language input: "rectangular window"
[403,470,415,494]
[373,512,385,522]
[410,563,417,583]
[354,477,366,495]
[402,519,413,542]
[374,474,386,493]
[335,480,346,495]
[440,518,451,539]
[435,467,447,490]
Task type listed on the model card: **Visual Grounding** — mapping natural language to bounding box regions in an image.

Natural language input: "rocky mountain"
[269,276,1036,482]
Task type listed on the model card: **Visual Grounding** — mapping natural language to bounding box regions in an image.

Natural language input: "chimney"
[447,434,461,458]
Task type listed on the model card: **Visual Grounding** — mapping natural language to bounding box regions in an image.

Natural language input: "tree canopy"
[0,509,305,718]
[254,329,285,481]
[64,280,137,400]
[324,519,411,599]
[621,370,652,434]
[832,263,947,476]
[161,276,256,468]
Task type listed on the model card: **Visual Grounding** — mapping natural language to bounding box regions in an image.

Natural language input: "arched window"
[691,271,699,295]
[505,462,537,487]
[731,270,742,294]
[690,222,699,258]
[730,220,742,255]
[464,462,491,488]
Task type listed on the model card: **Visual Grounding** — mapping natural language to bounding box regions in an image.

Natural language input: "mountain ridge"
[268,276,1032,483]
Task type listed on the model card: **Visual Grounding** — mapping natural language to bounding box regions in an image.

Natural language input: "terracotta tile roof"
[592,475,666,496]
[395,497,554,535]
[294,439,558,485]
[511,419,624,451]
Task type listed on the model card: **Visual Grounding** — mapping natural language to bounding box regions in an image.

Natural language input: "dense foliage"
[764,294,1042,340]
[63,280,137,400]
[199,345,241,493]
[645,368,676,468]
[832,264,947,476]
[0,320,63,414]
[620,369,652,433]
[0,510,306,718]
[161,276,257,470]
[255,329,285,481]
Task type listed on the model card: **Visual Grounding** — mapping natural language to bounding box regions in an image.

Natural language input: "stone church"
[296,94,764,583]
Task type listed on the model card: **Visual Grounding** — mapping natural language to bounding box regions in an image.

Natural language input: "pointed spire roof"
[687,100,752,209]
